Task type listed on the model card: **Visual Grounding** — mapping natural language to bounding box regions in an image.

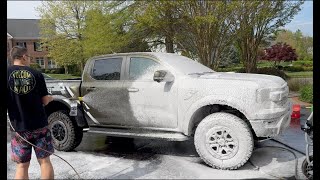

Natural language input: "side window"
[92,58,122,80]
[129,57,163,80]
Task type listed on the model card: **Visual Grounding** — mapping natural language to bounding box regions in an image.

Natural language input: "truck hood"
[198,72,286,88]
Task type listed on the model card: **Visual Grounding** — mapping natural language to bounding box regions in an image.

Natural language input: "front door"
[123,56,178,129]
[81,56,127,126]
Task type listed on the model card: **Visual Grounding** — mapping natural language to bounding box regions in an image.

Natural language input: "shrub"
[299,84,313,103]
[44,69,51,74]
[30,63,42,72]
[50,70,56,74]
[287,78,310,92]
[283,66,304,72]
[72,72,82,77]
[236,67,289,80]
[292,61,313,67]
[302,67,313,71]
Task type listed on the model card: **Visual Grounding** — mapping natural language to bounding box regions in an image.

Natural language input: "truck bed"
[45,79,81,98]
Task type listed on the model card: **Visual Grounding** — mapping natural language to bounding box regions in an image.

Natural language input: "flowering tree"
[261,42,298,65]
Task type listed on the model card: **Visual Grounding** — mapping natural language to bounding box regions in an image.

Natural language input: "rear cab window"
[91,58,123,80]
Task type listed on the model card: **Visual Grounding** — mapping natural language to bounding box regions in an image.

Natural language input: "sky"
[7,1,313,37]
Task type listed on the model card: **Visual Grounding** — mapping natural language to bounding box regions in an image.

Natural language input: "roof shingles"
[7,19,41,39]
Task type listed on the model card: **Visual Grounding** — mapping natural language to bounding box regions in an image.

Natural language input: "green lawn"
[285,71,313,78]
[46,74,81,80]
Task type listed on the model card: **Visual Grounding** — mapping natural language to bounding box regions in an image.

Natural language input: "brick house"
[7,19,57,69]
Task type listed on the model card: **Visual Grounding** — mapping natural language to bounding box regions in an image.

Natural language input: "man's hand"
[42,95,53,106]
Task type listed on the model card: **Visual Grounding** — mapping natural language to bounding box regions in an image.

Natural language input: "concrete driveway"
[7,108,311,179]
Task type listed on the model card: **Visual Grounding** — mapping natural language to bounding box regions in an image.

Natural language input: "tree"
[234,1,303,73]
[261,42,298,65]
[82,1,150,57]
[275,29,313,60]
[37,1,93,74]
[174,1,239,69]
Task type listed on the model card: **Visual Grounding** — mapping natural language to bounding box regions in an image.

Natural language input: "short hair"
[10,46,28,60]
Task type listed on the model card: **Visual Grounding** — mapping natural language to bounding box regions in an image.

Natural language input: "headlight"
[270,91,282,101]
[257,85,289,103]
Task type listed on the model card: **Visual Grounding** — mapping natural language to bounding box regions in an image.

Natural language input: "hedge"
[300,84,313,103]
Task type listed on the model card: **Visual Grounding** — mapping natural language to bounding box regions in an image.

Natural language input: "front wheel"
[48,110,83,151]
[302,156,313,179]
[194,112,254,170]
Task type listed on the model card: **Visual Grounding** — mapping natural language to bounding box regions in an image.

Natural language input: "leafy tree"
[261,42,298,65]
[37,1,93,74]
[83,1,150,57]
[275,29,313,60]
[234,1,303,73]
[174,1,239,69]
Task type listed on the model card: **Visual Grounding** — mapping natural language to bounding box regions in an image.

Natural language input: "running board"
[87,127,189,141]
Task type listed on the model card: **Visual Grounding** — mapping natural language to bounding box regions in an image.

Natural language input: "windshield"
[156,53,215,75]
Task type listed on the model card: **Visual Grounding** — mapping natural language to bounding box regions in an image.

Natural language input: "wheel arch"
[183,97,256,138]
[45,95,88,128]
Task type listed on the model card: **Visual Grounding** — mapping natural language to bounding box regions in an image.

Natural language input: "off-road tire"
[48,110,83,151]
[302,156,313,179]
[194,112,254,170]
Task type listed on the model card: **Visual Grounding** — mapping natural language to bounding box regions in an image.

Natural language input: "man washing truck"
[44,52,292,170]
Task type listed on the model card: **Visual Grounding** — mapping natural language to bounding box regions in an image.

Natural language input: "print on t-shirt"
[8,70,36,95]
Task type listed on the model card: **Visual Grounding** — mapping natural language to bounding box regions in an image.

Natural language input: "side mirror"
[153,70,174,83]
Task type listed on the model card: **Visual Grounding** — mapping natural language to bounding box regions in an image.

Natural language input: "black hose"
[249,145,299,179]
[271,138,306,155]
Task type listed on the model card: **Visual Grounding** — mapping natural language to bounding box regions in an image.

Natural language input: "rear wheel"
[194,112,254,170]
[48,110,83,151]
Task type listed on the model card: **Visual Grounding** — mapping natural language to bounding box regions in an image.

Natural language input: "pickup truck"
[45,52,292,170]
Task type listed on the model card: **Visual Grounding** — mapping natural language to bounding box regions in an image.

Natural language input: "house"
[7,19,57,69]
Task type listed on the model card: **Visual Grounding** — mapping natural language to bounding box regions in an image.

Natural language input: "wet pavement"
[7,107,312,179]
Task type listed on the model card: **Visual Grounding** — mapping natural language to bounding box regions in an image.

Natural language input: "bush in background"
[287,78,310,92]
[30,63,42,72]
[293,61,313,67]
[302,66,313,71]
[283,66,304,72]
[299,84,313,103]
[236,67,289,80]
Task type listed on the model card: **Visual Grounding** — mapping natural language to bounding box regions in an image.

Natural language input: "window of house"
[16,42,27,48]
[92,58,122,80]
[34,42,43,51]
[48,58,57,69]
[129,57,162,80]
[35,57,45,68]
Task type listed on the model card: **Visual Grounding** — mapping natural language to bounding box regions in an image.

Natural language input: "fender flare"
[183,95,252,135]
[48,95,88,128]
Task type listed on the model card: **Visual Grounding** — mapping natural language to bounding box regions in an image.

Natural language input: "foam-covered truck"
[45,52,292,169]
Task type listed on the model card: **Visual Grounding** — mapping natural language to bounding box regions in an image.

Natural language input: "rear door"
[81,56,127,126]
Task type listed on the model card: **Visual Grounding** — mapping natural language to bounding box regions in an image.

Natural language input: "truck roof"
[89,52,214,75]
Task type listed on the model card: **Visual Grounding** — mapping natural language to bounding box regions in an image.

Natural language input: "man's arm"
[38,73,52,106]
[42,95,53,106]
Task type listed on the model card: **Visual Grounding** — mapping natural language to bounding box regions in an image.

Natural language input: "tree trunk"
[80,61,84,75]
[64,65,69,74]
[165,36,174,53]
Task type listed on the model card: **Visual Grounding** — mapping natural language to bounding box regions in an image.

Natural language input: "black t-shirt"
[7,65,49,132]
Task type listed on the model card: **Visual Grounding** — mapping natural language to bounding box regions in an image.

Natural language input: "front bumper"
[249,101,292,137]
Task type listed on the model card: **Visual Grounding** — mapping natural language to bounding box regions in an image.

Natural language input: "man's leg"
[11,131,32,179]
[38,157,54,179]
[34,127,55,179]
[15,161,30,179]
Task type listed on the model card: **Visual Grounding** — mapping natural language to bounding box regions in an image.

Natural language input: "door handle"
[127,88,139,92]
[86,87,96,92]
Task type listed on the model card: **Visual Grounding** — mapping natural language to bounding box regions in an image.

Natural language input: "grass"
[46,74,81,80]
[285,71,313,78]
